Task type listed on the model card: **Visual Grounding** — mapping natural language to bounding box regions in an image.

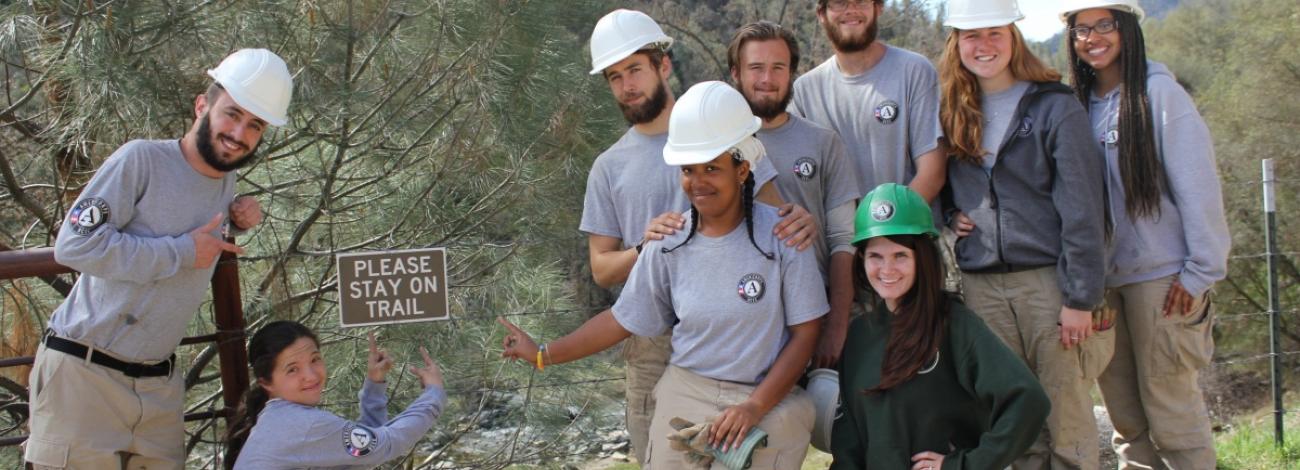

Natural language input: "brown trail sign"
[336,248,450,327]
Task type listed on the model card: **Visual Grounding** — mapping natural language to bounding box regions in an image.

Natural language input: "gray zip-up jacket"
[944,81,1106,311]
[1089,61,1230,297]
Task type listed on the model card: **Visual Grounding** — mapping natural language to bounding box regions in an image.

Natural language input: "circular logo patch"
[874,100,899,124]
[870,201,895,222]
[68,198,111,236]
[737,273,766,304]
[343,425,378,457]
[793,157,817,180]
[1015,116,1033,137]
[1104,127,1119,147]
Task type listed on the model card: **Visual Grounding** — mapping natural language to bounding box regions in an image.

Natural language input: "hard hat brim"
[1058,4,1145,24]
[207,70,289,126]
[588,36,674,75]
[944,15,1025,30]
[662,116,761,166]
[851,223,940,245]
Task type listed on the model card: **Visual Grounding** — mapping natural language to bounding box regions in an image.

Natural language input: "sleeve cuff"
[175,234,197,269]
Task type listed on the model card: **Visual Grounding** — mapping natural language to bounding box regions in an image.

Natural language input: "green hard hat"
[853,183,939,244]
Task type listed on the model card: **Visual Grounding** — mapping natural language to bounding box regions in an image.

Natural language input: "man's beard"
[196,113,259,172]
[740,80,793,121]
[617,79,670,125]
[823,17,879,54]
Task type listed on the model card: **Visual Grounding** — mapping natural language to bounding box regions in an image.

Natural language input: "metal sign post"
[1263,159,1283,447]
[336,248,450,328]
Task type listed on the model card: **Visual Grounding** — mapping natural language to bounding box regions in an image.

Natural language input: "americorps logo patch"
[68,198,111,236]
[1104,126,1119,148]
[737,273,766,303]
[793,157,817,180]
[871,201,895,222]
[343,425,378,457]
[874,100,899,124]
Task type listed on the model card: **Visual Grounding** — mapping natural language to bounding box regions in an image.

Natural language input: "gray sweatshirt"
[51,139,234,362]
[1088,61,1230,297]
[234,380,446,469]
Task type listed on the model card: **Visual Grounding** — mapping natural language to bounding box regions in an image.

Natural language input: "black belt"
[43,332,174,378]
[963,263,1051,274]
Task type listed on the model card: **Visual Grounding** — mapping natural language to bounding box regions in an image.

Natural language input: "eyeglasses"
[1070,19,1118,40]
[826,0,875,13]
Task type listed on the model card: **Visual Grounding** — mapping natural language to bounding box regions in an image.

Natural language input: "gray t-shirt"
[756,114,862,277]
[51,139,235,362]
[580,128,779,249]
[980,81,1032,172]
[791,45,944,190]
[235,380,446,469]
[612,203,829,384]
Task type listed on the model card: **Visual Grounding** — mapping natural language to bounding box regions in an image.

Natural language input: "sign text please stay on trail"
[336,248,449,327]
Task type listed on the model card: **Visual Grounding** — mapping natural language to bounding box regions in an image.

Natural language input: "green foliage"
[1215,400,1300,469]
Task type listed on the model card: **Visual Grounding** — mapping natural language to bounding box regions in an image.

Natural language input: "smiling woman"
[831,183,1049,470]
[499,81,827,470]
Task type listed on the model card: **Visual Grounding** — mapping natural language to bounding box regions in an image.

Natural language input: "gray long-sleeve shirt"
[1089,61,1230,297]
[51,139,235,362]
[235,380,446,470]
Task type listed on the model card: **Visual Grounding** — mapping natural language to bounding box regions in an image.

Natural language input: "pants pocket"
[1153,294,1215,375]
[24,437,69,468]
[1080,326,1116,380]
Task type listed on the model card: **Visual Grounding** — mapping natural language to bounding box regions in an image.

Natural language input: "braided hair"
[663,150,773,259]
[1067,9,1164,220]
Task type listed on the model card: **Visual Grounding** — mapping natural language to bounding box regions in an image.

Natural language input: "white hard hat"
[1058,0,1145,23]
[806,368,840,453]
[944,0,1024,29]
[588,9,674,75]
[663,81,763,167]
[206,49,293,126]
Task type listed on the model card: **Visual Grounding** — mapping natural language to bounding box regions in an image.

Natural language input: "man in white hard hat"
[25,48,292,469]
[727,21,861,370]
[580,9,815,463]
[791,0,946,206]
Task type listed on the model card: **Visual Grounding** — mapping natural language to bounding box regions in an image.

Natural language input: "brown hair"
[852,235,952,393]
[1066,9,1163,220]
[727,21,801,74]
[939,25,1061,163]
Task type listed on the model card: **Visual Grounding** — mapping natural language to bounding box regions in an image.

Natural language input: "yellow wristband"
[536,345,546,371]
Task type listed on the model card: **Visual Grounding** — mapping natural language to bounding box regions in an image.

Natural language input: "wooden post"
[210,248,249,424]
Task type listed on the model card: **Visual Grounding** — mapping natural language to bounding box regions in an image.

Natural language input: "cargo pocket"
[1153,294,1215,376]
[1080,324,1116,381]
[24,437,69,468]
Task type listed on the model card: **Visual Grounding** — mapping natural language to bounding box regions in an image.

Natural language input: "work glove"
[667,416,715,468]
[666,416,770,470]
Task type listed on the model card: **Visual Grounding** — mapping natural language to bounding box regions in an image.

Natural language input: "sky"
[1014,2,1068,42]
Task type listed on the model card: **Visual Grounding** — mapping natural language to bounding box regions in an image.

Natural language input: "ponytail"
[224,386,270,469]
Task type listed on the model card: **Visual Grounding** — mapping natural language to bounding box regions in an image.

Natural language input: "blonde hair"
[939,25,1061,163]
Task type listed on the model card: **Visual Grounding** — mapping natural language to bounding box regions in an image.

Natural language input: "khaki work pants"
[963,267,1115,470]
[645,365,814,470]
[1097,275,1216,469]
[624,334,673,463]
[24,343,184,470]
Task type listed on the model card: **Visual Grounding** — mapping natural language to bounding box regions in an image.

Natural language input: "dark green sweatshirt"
[830,300,1049,469]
